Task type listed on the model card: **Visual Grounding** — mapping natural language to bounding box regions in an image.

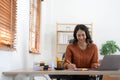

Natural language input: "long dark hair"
[73,24,93,44]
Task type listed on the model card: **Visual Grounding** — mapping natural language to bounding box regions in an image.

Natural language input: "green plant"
[100,40,120,55]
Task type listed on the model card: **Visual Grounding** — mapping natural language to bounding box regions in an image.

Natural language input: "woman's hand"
[67,63,76,69]
[92,63,100,68]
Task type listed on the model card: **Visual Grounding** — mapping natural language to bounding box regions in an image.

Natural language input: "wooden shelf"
[56,23,93,55]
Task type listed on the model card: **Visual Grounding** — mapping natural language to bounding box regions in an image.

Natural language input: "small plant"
[100,40,120,55]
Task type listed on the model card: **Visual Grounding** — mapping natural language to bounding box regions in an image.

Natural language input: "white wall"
[1,0,120,80]
[49,0,120,59]
[0,0,30,80]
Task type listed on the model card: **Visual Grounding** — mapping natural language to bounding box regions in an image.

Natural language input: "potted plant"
[100,40,120,55]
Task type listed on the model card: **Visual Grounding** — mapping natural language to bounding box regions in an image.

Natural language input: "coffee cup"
[57,60,64,68]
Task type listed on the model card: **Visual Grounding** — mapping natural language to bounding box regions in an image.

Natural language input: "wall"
[0,0,30,80]
[0,0,120,80]
[49,0,120,58]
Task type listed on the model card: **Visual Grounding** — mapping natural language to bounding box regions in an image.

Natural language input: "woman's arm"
[64,44,76,69]
[91,44,99,68]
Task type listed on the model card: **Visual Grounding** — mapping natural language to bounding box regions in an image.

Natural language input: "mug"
[57,60,64,68]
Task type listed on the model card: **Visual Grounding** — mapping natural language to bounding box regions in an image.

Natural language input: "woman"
[64,24,99,80]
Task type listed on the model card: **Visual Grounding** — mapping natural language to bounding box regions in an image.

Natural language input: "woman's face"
[76,29,86,43]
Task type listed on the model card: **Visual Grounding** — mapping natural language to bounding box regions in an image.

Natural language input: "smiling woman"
[0,0,16,50]
[29,0,41,54]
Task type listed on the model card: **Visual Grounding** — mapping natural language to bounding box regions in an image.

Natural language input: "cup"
[57,60,64,69]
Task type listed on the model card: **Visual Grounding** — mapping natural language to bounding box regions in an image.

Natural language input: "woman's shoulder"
[88,43,97,48]
[67,43,77,48]
[67,43,73,47]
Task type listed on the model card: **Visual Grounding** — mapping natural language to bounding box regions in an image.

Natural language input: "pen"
[66,60,72,64]
[66,60,77,69]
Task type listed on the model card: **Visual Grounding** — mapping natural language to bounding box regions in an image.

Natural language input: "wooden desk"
[2,68,120,80]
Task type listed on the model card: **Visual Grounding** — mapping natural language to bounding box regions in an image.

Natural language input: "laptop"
[74,55,120,71]
[96,55,120,70]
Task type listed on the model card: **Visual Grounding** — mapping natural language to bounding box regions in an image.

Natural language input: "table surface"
[2,68,120,76]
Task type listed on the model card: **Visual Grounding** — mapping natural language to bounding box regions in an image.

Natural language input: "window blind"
[0,0,16,49]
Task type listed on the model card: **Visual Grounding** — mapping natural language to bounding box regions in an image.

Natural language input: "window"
[29,0,41,54]
[0,0,16,50]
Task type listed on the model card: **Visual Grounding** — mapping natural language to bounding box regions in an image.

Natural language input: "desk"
[2,68,120,80]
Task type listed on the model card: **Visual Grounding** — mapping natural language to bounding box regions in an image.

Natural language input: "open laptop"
[74,55,120,71]
[95,55,120,70]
